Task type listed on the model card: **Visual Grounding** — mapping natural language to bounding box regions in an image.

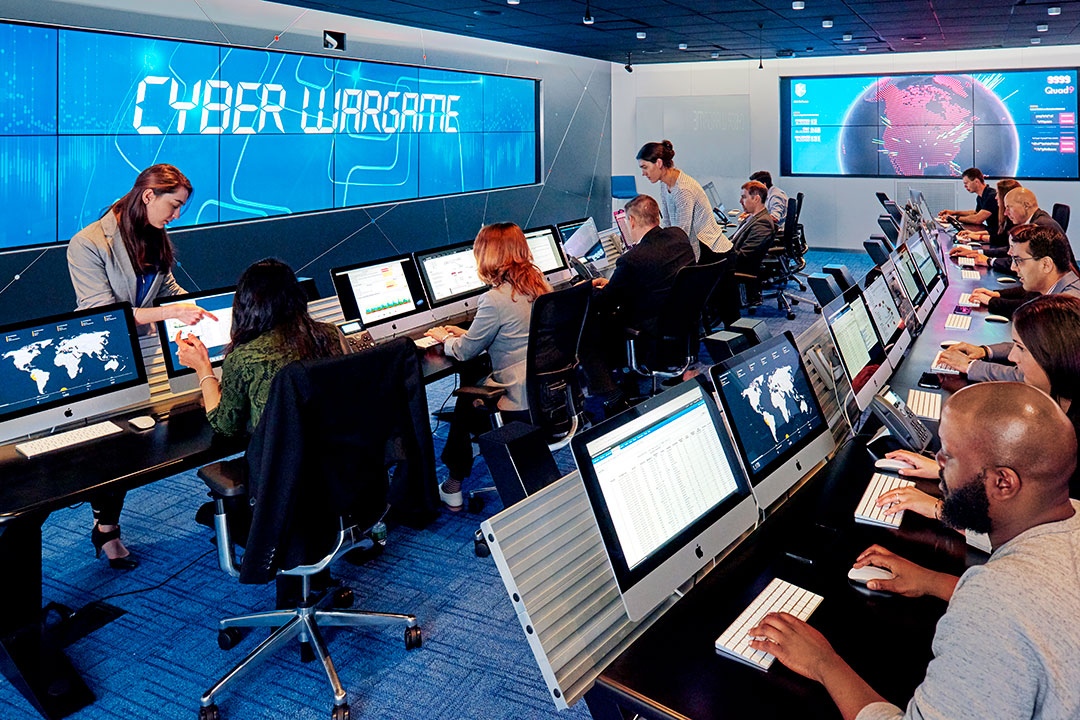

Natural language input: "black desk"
[0,401,245,720]
[585,229,1010,719]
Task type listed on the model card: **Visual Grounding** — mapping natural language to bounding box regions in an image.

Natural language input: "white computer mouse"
[940,340,961,349]
[848,565,895,584]
[997,276,1017,284]
[874,458,914,472]
[985,314,1009,323]
[128,415,156,431]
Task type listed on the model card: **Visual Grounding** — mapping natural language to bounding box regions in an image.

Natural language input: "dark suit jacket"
[990,208,1067,273]
[240,338,438,584]
[594,224,695,337]
[731,209,777,274]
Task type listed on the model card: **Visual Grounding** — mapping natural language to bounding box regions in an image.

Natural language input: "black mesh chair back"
[525,281,591,439]
[651,260,728,369]
[1053,203,1071,233]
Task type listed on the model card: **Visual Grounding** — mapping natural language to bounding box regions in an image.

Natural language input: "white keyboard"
[855,472,915,528]
[15,420,123,458]
[414,336,440,349]
[957,257,976,267]
[906,388,942,419]
[957,293,978,307]
[961,269,980,280]
[715,578,824,671]
[944,313,971,331]
[930,350,961,374]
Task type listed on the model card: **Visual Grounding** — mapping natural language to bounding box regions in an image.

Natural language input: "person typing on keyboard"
[749,382,1080,720]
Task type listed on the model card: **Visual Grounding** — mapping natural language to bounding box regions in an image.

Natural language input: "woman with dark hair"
[424,223,551,510]
[877,295,1080,520]
[175,258,342,437]
[636,140,731,263]
[66,164,217,569]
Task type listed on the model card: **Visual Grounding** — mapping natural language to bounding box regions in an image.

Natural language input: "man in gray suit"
[730,181,777,305]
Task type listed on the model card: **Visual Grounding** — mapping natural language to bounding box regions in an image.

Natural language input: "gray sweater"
[857,500,1080,720]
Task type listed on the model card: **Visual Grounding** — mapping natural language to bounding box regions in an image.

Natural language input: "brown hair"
[962,167,985,182]
[109,164,191,273]
[742,180,767,203]
[1013,294,1080,404]
[473,223,551,302]
[636,140,675,168]
[996,179,1021,228]
[624,194,661,226]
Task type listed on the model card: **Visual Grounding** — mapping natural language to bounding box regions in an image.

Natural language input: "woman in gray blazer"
[67,164,216,569]
[425,223,551,510]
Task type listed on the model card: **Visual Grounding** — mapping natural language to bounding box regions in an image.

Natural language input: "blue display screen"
[782,70,1079,179]
[0,20,541,251]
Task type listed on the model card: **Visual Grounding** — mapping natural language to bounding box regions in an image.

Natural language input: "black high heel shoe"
[91,525,139,570]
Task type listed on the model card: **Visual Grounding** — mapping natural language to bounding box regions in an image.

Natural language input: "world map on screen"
[740,366,810,443]
[2,331,130,402]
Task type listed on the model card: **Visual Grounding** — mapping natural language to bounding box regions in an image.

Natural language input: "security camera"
[624,63,633,73]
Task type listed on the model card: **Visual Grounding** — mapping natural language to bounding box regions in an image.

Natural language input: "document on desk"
[961,269,980,280]
[943,314,971,331]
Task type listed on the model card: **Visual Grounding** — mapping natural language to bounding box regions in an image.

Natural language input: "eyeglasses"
[1009,255,1043,267]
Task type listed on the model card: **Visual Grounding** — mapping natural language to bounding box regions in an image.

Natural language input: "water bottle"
[371,520,387,546]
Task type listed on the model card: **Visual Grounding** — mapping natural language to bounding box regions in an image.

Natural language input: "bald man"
[748,383,1080,720]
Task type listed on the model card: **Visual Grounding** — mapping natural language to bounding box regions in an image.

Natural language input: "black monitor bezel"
[824,287,889,393]
[708,330,829,487]
[860,271,907,350]
[330,254,429,326]
[893,242,929,309]
[556,217,590,241]
[153,286,238,380]
[0,302,147,425]
[572,378,751,595]
[414,239,489,308]
[523,224,569,275]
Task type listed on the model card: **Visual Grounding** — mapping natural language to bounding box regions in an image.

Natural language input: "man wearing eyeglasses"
[951,188,1067,274]
[938,224,1080,381]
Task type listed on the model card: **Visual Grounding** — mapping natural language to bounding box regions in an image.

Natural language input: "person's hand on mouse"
[852,546,958,599]
[882,450,939,479]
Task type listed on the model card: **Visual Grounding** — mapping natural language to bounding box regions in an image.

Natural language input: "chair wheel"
[405,625,422,650]
[331,703,350,720]
[198,703,221,720]
[467,496,484,513]
[332,587,354,609]
[217,628,244,651]
[786,312,796,320]
[474,531,491,558]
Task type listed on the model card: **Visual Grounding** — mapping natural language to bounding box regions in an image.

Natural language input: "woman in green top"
[175,258,341,436]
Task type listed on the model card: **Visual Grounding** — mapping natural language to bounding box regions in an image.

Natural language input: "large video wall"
[0,21,541,251]
[781,70,1078,179]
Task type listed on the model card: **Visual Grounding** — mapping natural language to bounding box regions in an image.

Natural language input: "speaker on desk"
[822,264,856,292]
[703,330,750,362]
[864,238,891,266]
[477,422,562,508]
[728,317,772,345]
[808,273,842,306]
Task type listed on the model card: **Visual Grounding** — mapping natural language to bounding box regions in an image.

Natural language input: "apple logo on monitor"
[64,408,73,418]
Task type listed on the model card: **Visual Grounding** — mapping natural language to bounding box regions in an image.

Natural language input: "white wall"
[612,47,1080,251]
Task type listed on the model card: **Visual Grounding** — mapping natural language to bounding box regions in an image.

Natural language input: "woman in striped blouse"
[636,140,732,263]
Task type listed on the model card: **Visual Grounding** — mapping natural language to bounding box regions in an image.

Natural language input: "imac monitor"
[330,254,429,333]
[0,303,149,443]
[709,331,834,510]
[155,287,237,394]
[893,244,931,324]
[861,272,911,368]
[415,240,488,313]
[572,379,756,621]
[523,225,569,276]
[823,290,891,410]
[908,234,944,301]
[558,217,605,262]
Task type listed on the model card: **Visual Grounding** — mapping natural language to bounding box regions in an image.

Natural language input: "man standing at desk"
[749,383,1080,720]
[937,167,998,238]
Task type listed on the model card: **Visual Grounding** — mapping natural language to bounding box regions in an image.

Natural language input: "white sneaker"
[439,480,464,511]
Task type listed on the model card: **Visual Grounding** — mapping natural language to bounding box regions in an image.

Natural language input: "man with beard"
[747,382,1080,720]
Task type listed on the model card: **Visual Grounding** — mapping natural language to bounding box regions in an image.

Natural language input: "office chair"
[746,197,820,320]
[625,260,727,395]
[794,191,806,246]
[1053,203,1071,233]
[195,340,431,720]
[611,175,639,200]
[455,281,591,517]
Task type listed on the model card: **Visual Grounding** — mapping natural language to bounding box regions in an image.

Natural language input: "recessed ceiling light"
[506,0,519,5]
[636,31,647,39]
[842,33,853,42]
[473,9,501,16]
[711,51,720,58]
[1037,23,1049,31]
[858,45,867,51]
[1031,37,1041,44]
[792,0,805,9]
[822,19,833,28]
[1048,6,1061,15]
[679,42,688,50]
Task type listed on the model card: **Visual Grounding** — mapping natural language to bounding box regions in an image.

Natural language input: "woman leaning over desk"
[424,223,551,511]
[66,163,217,569]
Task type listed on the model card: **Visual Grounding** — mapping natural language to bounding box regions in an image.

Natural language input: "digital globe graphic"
[840,75,1019,177]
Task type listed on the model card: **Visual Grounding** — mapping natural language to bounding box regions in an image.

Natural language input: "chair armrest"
[623,327,643,339]
[768,246,787,255]
[733,272,757,280]
[198,460,248,498]
[453,385,507,406]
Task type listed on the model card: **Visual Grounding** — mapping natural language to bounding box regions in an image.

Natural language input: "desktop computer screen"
[558,217,604,262]
[824,290,890,410]
[330,255,428,326]
[0,303,148,443]
[909,234,941,291]
[709,331,833,510]
[523,226,569,275]
[893,244,928,310]
[573,379,754,621]
[155,288,236,392]
[415,241,488,307]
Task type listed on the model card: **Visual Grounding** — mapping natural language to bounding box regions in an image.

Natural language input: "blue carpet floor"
[1,249,872,720]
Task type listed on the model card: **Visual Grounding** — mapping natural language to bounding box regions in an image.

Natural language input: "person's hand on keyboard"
[876,486,940,519]
[970,288,999,305]
[882,450,940,479]
[936,348,977,373]
[852,545,959,600]
[747,613,840,683]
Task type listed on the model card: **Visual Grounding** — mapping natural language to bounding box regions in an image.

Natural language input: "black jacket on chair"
[594,224,695,338]
[240,338,438,584]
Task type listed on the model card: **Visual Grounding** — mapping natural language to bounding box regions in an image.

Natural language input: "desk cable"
[92,548,215,603]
